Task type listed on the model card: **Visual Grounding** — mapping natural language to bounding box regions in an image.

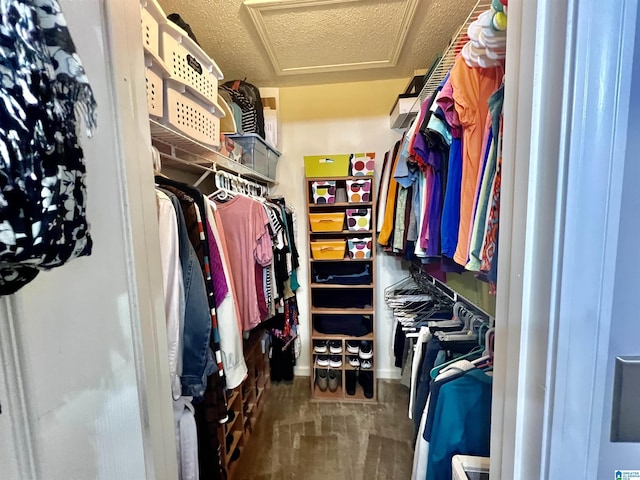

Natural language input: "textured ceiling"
[156,0,477,87]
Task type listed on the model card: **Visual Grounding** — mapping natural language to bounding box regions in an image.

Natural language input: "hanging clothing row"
[377,6,507,294]
[386,270,495,480]
[153,165,300,480]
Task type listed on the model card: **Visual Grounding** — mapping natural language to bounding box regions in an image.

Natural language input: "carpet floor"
[232,377,414,480]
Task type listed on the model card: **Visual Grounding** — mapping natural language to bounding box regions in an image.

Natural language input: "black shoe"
[346,340,359,354]
[230,447,241,462]
[328,369,340,392]
[226,409,236,423]
[313,340,328,353]
[358,370,374,399]
[226,432,233,451]
[328,340,343,354]
[329,355,342,368]
[345,370,357,396]
[359,341,373,360]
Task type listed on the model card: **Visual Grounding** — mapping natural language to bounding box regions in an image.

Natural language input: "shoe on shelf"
[345,370,357,396]
[317,355,330,367]
[328,369,340,392]
[361,359,372,369]
[358,370,374,399]
[346,340,359,354]
[329,340,343,354]
[359,341,373,360]
[313,340,328,354]
[329,355,342,368]
[225,409,236,423]
[348,356,360,367]
[316,368,329,392]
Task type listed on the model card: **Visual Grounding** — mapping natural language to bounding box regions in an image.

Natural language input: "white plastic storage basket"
[144,53,169,119]
[163,79,220,147]
[160,21,224,108]
[140,0,166,57]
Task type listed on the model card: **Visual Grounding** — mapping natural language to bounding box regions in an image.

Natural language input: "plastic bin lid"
[227,133,281,156]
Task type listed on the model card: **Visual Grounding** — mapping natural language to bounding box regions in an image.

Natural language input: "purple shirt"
[205,218,229,307]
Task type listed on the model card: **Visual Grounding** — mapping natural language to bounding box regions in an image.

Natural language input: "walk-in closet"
[1,0,640,479]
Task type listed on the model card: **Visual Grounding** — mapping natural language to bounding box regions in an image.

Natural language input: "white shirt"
[156,190,184,400]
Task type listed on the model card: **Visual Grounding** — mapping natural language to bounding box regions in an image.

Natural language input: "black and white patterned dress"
[0,0,96,294]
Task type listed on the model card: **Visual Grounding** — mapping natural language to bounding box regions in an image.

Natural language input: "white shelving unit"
[150,120,276,185]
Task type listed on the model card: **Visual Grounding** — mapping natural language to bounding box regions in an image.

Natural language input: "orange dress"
[377,145,401,246]
[451,56,503,266]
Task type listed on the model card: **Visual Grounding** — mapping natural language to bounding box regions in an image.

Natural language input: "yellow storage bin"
[309,213,345,232]
[311,240,346,260]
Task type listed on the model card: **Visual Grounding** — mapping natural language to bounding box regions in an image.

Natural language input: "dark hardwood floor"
[231,376,414,480]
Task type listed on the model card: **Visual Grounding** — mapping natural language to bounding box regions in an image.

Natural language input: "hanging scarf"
[0,0,97,295]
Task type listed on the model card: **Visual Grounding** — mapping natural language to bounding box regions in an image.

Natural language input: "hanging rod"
[410,0,493,110]
[409,264,495,327]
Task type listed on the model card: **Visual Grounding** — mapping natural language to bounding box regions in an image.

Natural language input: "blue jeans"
[162,190,216,400]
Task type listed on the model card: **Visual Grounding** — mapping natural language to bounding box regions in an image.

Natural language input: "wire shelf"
[410,0,493,110]
[149,119,275,184]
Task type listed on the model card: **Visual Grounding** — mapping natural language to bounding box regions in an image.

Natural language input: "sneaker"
[345,370,357,395]
[329,340,343,354]
[329,355,342,368]
[359,341,373,360]
[328,369,340,392]
[348,356,360,367]
[358,370,374,399]
[346,341,359,354]
[361,359,372,369]
[317,355,330,367]
[316,369,328,392]
[313,341,328,354]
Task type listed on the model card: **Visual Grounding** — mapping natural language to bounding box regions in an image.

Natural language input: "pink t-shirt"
[215,196,272,331]
[436,77,463,139]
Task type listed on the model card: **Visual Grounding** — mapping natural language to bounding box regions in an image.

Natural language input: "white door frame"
[493,0,640,478]
[0,0,179,478]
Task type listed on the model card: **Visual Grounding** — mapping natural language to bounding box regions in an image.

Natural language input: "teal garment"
[229,102,243,133]
[466,84,504,271]
[426,368,492,480]
[290,269,300,292]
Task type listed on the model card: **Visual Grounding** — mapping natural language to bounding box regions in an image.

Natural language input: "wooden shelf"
[310,257,372,262]
[227,389,240,407]
[306,176,374,181]
[219,325,271,475]
[311,330,374,340]
[309,201,373,208]
[310,283,373,289]
[344,382,376,403]
[311,384,344,401]
[310,229,373,235]
[345,363,374,371]
[307,175,377,402]
[225,430,242,463]
[224,410,242,434]
[311,307,374,315]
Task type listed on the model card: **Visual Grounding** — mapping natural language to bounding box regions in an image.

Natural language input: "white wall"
[0,1,178,479]
[272,116,404,379]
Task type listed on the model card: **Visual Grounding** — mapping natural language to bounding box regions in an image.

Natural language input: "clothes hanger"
[211,170,237,202]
